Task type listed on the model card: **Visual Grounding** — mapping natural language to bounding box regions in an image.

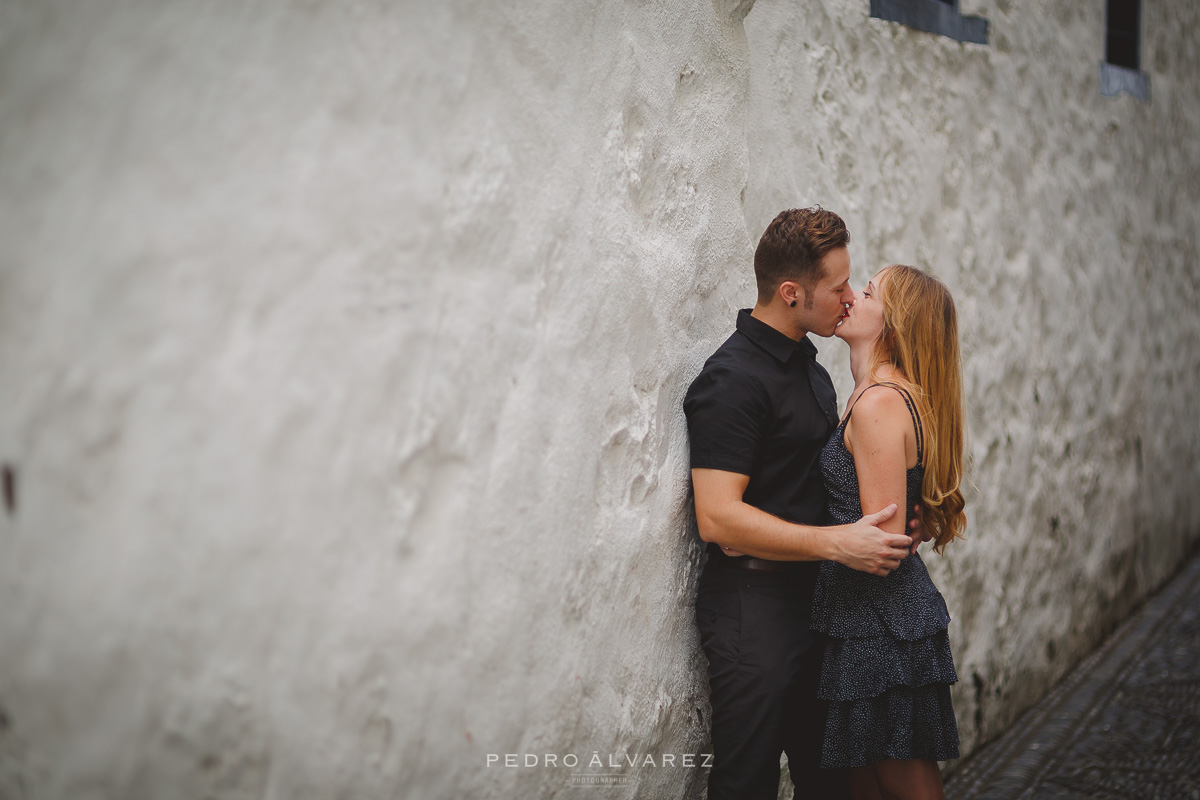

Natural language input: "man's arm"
[692,468,912,577]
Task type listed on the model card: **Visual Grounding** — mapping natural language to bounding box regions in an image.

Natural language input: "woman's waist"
[824,494,922,527]
[818,552,931,589]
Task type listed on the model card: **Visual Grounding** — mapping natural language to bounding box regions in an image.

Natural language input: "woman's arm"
[845,388,915,537]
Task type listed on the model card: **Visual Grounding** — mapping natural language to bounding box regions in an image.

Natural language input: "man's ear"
[779,280,801,308]
[779,280,811,309]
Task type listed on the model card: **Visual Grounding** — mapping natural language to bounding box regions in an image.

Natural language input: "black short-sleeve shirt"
[684,309,839,527]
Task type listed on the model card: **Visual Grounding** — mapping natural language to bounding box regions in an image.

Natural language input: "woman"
[812,264,966,800]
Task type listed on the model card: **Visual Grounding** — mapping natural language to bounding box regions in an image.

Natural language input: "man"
[684,207,919,800]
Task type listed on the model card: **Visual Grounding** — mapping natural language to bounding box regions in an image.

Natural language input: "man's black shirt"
[683,309,839,531]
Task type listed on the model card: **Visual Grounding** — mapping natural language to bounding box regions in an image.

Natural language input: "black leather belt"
[716,555,799,573]
[706,542,805,573]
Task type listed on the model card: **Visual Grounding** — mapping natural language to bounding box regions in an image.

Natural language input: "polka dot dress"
[811,383,960,768]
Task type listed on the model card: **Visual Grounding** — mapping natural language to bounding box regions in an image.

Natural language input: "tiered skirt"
[810,554,961,768]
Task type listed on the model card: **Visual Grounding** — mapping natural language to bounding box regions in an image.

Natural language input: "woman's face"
[835,267,888,345]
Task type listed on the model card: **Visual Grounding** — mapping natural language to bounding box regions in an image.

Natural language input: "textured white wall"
[0,1,754,798]
[743,0,1200,767]
[0,1,1197,799]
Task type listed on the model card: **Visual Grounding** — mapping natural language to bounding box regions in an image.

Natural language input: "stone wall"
[0,1,1196,798]
[742,0,1200,763]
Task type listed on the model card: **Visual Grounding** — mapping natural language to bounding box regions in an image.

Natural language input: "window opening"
[1101,0,1148,100]
[1105,0,1140,70]
[868,0,988,45]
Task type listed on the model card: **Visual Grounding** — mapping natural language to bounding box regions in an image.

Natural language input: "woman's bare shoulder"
[845,385,910,451]
[851,384,911,419]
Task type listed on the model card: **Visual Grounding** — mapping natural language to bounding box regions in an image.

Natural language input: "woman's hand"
[908,505,931,554]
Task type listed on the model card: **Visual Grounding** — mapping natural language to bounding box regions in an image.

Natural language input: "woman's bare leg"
[849,765,884,800]
[870,758,944,800]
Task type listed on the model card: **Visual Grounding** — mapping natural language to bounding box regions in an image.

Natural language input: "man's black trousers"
[696,561,849,800]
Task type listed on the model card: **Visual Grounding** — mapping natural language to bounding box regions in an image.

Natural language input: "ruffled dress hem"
[820,683,961,768]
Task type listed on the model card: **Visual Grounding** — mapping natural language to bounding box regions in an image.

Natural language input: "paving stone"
[946,554,1200,800]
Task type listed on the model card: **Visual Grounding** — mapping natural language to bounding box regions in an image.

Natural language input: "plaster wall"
[0,2,1196,800]
[0,2,753,798]
[742,0,1200,764]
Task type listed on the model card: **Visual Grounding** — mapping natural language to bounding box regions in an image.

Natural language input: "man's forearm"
[698,500,836,561]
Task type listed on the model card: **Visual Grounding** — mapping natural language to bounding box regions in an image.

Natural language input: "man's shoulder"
[684,338,773,419]
[689,334,765,387]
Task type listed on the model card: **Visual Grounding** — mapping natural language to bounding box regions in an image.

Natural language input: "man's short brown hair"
[753,207,850,305]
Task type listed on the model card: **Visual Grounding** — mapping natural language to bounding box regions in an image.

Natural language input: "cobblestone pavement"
[945,553,1200,800]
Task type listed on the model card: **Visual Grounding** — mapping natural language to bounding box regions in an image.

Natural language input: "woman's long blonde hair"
[867,265,966,553]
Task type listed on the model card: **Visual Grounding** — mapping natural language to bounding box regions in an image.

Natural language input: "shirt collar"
[736,308,817,363]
